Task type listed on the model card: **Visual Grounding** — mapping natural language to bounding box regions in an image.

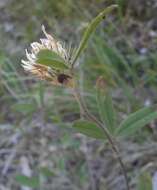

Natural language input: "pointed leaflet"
[37,49,69,70]
[116,106,157,137]
[73,120,106,139]
[72,4,118,65]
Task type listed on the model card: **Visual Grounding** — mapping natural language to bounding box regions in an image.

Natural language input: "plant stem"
[73,87,130,190]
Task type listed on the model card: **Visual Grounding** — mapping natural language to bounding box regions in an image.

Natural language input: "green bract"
[37,49,69,70]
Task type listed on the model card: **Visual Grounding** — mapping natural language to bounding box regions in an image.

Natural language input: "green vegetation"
[0,0,157,189]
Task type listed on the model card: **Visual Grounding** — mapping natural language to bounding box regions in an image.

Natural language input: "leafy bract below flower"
[21,25,74,87]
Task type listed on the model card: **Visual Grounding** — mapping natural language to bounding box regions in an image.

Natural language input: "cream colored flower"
[21,25,74,87]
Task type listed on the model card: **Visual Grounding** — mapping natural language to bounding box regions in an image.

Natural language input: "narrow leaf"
[72,4,118,65]
[103,92,116,131]
[12,103,36,115]
[116,106,157,137]
[73,120,106,139]
[138,172,152,190]
[37,49,68,70]
[39,167,55,177]
[97,88,116,133]
[15,175,39,188]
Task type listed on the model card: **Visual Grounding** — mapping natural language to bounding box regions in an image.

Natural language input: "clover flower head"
[21,25,74,87]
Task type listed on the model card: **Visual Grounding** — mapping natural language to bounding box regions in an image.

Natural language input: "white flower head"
[21,25,74,87]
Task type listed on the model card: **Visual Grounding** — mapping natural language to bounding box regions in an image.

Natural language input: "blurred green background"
[1,0,157,189]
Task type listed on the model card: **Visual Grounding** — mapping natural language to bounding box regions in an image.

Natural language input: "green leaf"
[37,49,68,70]
[72,4,118,65]
[73,120,106,139]
[12,103,36,115]
[15,175,39,188]
[97,89,116,133]
[39,167,55,177]
[138,172,152,190]
[116,106,157,137]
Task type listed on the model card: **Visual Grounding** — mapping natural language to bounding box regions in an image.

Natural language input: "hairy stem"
[73,87,130,190]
